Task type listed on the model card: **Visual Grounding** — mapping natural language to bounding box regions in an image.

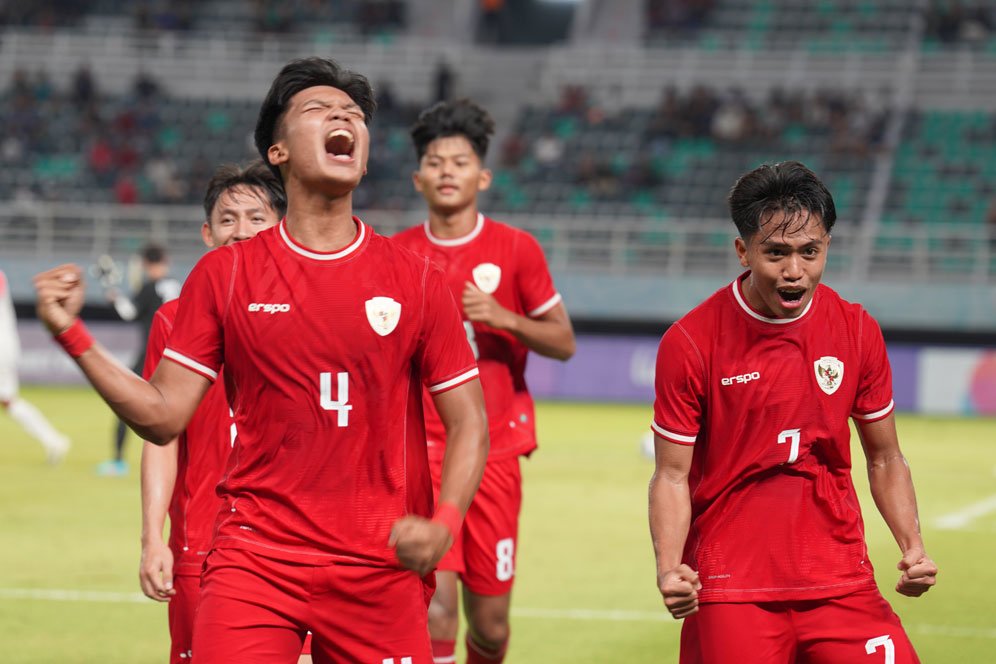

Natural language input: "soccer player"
[649,161,938,663]
[0,268,70,463]
[98,243,181,476]
[394,99,575,664]
[138,161,286,663]
[34,57,488,664]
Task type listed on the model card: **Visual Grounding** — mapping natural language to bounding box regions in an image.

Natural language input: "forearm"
[868,453,925,552]
[435,390,489,515]
[648,470,692,572]
[141,439,178,545]
[73,342,179,443]
[502,314,575,361]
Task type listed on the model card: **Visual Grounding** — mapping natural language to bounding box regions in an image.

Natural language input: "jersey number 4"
[320,372,353,426]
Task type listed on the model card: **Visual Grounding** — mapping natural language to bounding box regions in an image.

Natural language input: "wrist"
[53,319,94,358]
[431,501,463,542]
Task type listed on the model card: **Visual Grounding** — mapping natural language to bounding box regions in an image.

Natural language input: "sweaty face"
[203,185,281,248]
[735,209,831,319]
[413,135,491,214]
[267,85,369,196]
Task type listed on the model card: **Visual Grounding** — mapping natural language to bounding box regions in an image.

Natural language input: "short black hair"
[141,244,167,264]
[202,160,287,221]
[411,98,495,162]
[728,161,837,239]
[254,57,376,180]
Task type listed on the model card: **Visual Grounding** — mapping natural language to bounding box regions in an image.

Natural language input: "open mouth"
[325,129,355,162]
[777,287,806,307]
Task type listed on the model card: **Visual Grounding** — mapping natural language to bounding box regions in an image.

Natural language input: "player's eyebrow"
[759,238,822,249]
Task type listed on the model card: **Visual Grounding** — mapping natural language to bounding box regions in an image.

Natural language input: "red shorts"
[679,587,920,664]
[431,456,522,596]
[191,548,431,663]
[167,574,200,663]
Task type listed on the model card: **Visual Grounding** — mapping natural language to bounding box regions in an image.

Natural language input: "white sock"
[6,397,70,453]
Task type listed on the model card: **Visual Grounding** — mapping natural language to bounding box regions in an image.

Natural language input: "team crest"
[814,356,844,395]
[472,263,502,294]
[365,297,401,336]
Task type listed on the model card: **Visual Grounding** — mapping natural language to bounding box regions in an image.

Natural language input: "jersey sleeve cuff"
[527,293,562,318]
[427,367,479,394]
[851,399,894,423]
[651,421,697,446]
[162,348,219,381]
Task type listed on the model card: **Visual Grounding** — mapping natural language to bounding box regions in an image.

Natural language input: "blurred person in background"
[0,267,70,463]
[650,161,937,663]
[395,99,575,664]
[97,243,180,476]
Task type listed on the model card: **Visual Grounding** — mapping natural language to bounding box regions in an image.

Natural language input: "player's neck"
[284,191,358,252]
[427,205,480,239]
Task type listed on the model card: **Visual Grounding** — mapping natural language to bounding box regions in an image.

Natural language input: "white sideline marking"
[0,588,147,603]
[933,494,996,530]
[513,607,672,622]
[1,588,994,640]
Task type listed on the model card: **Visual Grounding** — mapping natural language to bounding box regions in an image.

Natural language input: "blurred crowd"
[0,0,406,35]
[924,1,995,46]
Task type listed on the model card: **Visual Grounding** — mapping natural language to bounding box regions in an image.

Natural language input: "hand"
[658,564,701,619]
[33,264,86,334]
[896,548,937,597]
[389,515,452,576]
[462,282,513,330]
[139,539,175,602]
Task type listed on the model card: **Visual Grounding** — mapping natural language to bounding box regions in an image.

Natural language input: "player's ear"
[734,236,749,268]
[412,171,424,193]
[478,168,493,192]
[201,222,214,249]
[267,143,288,168]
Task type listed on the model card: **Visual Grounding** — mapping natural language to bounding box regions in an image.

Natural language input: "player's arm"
[855,413,938,597]
[34,264,210,443]
[138,308,179,601]
[390,379,488,576]
[648,438,700,618]
[139,438,178,601]
[462,284,575,360]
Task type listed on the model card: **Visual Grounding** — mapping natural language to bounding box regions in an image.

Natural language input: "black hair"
[202,160,287,221]
[254,57,376,180]
[727,161,837,239]
[410,98,495,162]
[141,244,166,264]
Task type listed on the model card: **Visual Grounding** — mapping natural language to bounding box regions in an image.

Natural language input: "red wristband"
[432,501,463,542]
[54,319,95,358]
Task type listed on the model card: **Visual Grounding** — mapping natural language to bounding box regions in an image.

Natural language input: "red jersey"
[393,214,561,460]
[143,298,234,576]
[652,273,894,604]
[163,219,478,567]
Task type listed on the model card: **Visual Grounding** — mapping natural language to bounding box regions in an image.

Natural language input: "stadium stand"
[1,0,994,297]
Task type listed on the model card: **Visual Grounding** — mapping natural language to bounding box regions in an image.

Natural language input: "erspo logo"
[721,371,761,386]
[247,303,291,314]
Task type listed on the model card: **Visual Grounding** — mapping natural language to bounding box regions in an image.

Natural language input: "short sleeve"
[162,249,232,382]
[851,309,894,423]
[141,306,174,380]
[652,322,707,446]
[416,262,479,394]
[516,232,562,318]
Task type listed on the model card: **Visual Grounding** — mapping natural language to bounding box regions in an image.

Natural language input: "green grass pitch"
[1,386,994,662]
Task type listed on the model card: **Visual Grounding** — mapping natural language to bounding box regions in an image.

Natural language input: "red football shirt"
[163,219,478,567]
[652,272,894,603]
[143,299,233,575]
[393,214,561,460]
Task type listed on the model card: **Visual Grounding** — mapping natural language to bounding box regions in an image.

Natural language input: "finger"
[905,561,939,579]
